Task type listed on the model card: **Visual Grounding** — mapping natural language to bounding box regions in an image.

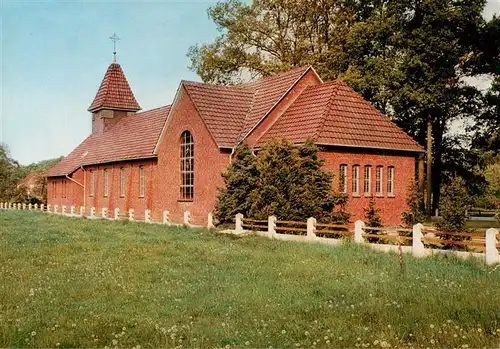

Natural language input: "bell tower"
[88,34,141,135]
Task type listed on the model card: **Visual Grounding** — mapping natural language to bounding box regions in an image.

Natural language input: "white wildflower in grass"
[430,324,435,329]
[245,341,250,346]
[282,330,286,334]
[477,328,482,333]
[112,339,118,345]
[430,339,435,344]
[30,331,36,336]
[305,331,309,336]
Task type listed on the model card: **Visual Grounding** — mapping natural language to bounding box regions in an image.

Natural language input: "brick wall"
[320,148,417,226]
[153,86,230,224]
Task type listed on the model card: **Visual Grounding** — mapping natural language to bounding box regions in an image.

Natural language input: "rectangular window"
[139,166,145,197]
[120,167,125,197]
[352,165,360,195]
[387,166,395,196]
[376,166,383,195]
[364,165,372,195]
[90,171,95,197]
[103,169,109,197]
[339,164,347,193]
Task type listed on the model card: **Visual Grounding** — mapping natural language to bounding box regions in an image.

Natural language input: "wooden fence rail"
[1,203,498,265]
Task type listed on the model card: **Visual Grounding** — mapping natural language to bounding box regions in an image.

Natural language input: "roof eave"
[46,155,158,178]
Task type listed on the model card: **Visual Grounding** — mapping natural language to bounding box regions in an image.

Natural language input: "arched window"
[375,166,383,195]
[387,166,395,196]
[180,131,194,200]
[89,170,95,197]
[352,165,360,195]
[363,165,372,195]
[339,164,348,193]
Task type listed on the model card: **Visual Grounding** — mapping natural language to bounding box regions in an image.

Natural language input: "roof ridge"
[235,88,259,144]
[238,67,312,142]
[313,81,342,140]
[136,104,171,114]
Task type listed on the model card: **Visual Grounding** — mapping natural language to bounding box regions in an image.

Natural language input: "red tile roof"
[259,81,423,152]
[182,82,254,147]
[182,66,310,147]
[88,63,141,112]
[48,66,422,178]
[46,106,170,177]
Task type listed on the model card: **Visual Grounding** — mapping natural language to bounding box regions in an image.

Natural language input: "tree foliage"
[436,177,472,233]
[215,139,349,224]
[364,197,382,228]
[214,144,259,223]
[401,183,426,227]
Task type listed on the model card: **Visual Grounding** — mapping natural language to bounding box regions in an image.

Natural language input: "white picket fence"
[0,202,216,230]
[231,213,500,266]
[2,202,498,265]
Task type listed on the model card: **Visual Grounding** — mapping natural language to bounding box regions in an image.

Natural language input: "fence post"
[54,205,59,214]
[162,210,170,225]
[17,203,22,210]
[62,205,67,215]
[307,217,316,240]
[41,204,46,212]
[114,208,120,220]
[0,203,3,209]
[183,211,192,226]
[79,206,85,217]
[207,212,215,229]
[90,206,96,218]
[22,203,26,210]
[128,209,134,221]
[268,216,277,237]
[354,220,365,243]
[34,203,38,210]
[28,203,32,210]
[412,223,426,258]
[145,209,152,223]
[235,213,244,232]
[70,206,75,215]
[485,228,499,266]
[102,207,108,219]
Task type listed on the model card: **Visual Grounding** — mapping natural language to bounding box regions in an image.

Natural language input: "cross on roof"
[109,33,120,62]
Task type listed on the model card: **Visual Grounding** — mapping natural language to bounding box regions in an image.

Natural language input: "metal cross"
[109,33,120,62]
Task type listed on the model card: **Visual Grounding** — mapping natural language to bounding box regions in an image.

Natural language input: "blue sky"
[1,0,499,165]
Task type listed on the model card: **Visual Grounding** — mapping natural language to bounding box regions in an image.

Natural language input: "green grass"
[1,211,499,348]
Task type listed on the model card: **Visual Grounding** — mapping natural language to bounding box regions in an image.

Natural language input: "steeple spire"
[88,63,141,113]
[109,33,120,63]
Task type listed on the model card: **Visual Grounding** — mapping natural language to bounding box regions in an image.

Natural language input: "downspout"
[64,168,85,208]
[229,147,236,164]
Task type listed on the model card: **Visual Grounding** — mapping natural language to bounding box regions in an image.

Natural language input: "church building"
[46,61,423,225]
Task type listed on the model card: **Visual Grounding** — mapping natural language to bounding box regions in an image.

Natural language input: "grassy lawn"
[1,211,499,348]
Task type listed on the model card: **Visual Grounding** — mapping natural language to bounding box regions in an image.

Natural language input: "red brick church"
[46,61,423,225]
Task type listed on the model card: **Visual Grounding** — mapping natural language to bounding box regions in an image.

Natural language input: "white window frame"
[180,131,194,200]
[376,166,383,196]
[120,167,125,197]
[103,169,109,197]
[364,165,372,196]
[339,164,348,193]
[387,166,395,196]
[139,166,145,198]
[352,165,360,195]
